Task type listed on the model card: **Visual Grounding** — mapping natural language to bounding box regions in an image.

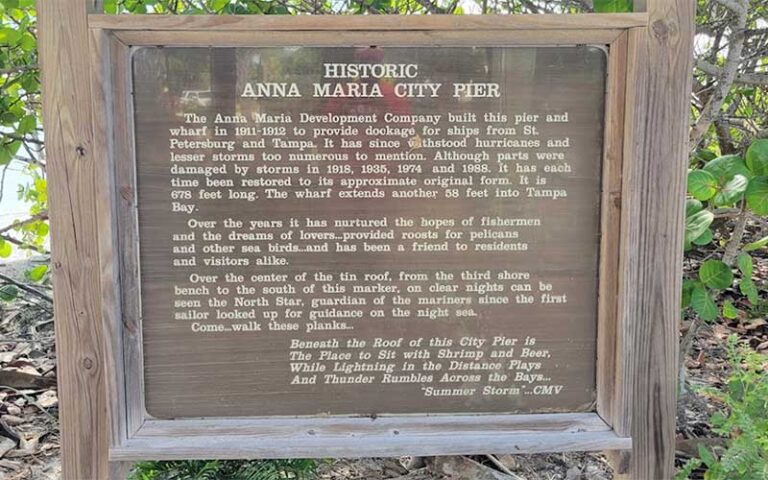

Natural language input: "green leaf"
[710,411,727,429]
[745,176,768,215]
[743,235,768,252]
[19,32,34,52]
[0,27,21,45]
[682,279,696,308]
[675,458,703,480]
[21,74,39,93]
[685,209,715,244]
[34,177,47,194]
[0,239,12,258]
[210,0,229,11]
[17,115,36,135]
[712,174,748,206]
[7,140,21,158]
[103,0,118,13]
[0,144,13,165]
[739,278,758,304]
[26,265,48,282]
[0,111,18,126]
[699,259,734,289]
[691,284,718,321]
[0,285,18,302]
[694,149,718,163]
[688,170,719,201]
[703,155,752,184]
[593,0,633,12]
[35,222,49,237]
[692,228,713,246]
[698,444,717,468]
[745,138,768,176]
[736,253,752,277]
[722,300,740,319]
[686,198,704,216]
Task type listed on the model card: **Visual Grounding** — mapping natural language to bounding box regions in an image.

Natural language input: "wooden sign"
[135,45,606,418]
[38,5,694,480]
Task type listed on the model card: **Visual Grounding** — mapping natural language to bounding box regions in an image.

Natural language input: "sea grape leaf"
[722,300,740,320]
[736,253,753,277]
[687,170,718,201]
[745,176,768,215]
[685,210,715,244]
[691,284,718,321]
[745,139,768,176]
[699,259,734,289]
[712,174,748,206]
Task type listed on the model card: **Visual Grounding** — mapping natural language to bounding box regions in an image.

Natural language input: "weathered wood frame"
[100,22,631,457]
[38,5,693,479]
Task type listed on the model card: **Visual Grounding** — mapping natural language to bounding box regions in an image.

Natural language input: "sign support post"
[39,0,114,478]
[622,1,694,477]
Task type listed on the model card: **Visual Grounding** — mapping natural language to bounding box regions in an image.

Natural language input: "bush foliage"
[129,459,317,480]
[676,336,768,480]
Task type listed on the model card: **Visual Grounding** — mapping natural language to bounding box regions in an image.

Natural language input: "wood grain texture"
[596,31,627,430]
[107,36,146,439]
[90,34,144,476]
[104,24,624,462]
[110,21,629,463]
[90,27,128,453]
[108,461,133,480]
[633,0,649,13]
[112,29,623,46]
[89,13,648,31]
[622,0,695,474]
[606,449,631,479]
[615,28,649,441]
[112,413,630,460]
[112,430,631,460]
[139,412,611,437]
[38,0,109,478]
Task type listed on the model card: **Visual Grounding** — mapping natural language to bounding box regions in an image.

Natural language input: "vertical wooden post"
[38,0,110,478]
[622,0,694,478]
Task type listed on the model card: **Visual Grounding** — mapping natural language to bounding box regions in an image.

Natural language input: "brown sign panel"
[132,46,606,418]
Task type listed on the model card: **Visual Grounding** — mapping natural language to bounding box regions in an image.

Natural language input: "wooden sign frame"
[38,2,694,479]
[105,21,631,458]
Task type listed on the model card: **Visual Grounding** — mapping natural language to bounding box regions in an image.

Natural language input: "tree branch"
[0,272,52,303]
[2,133,44,146]
[0,234,49,255]
[713,0,746,15]
[0,212,49,235]
[745,27,768,37]
[689,0,749,150]
[0,64,38,76]
[697,59,768,86]
[412,0,447,13]
[723,210,747,266]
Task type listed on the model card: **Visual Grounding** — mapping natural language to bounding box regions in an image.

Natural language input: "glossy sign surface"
[132,46,606,418]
